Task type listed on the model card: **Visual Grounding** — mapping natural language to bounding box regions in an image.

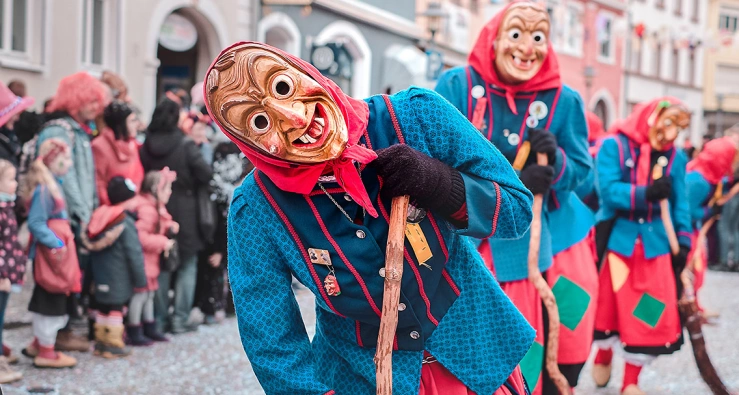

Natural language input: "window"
[672,47,679,81]
[565,6,582,55]
[469,0,478,14]
[0,0,30,54]
[674,0,682,16]
[81,0,105,66]
[597,13,613,62]
[720,10,739,32]
[656,0,665,9]
[692,0,700,22]
[631,36,642,73]
[655,42,662,77]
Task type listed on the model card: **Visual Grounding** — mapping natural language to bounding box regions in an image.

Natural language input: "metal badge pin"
[529,101,548,120]
[508,133,521,146]
[625,158,635,168]
[503,128,510,137]
[471,85,485,99]
[308,248,332,266]
[657,156,669,167]
[526,115,539,129]
[406,204,427,224]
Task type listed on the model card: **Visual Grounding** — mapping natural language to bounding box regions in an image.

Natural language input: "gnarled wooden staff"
[513,143,571,395]
[375,195,410,395]
[652,165,733,395]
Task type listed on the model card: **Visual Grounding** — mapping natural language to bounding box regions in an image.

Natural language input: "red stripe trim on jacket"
[487,182,502,238]
[466,66,474,121]
[308,187,345,197]
[544,87,562,130]
[355,321,363,347]
[552,147,567,184]
[382,95,405,144]
[254,172,344,317]
[304,196,383,317]
[442,269,461,296]
[426,212,450,261]
[666,149,677,176]
[486,88,494,140]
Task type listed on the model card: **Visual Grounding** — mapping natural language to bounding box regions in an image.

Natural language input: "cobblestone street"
[1,272,737,394]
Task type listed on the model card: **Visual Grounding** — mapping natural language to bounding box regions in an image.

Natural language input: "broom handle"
[528,153,571,395]
[375,195,410,395]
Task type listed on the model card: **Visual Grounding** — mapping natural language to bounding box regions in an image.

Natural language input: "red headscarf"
[468,0,561,114]
[586,111,607,157]
[204,42,378,217]
[687,136,738,184]
[608,97,685,186]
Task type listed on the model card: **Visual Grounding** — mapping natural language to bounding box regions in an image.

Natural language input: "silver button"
[410,331,420,340]
[379,268,386,277]
[356,230,366,239]
[638,218,645,224]
[344,194,352,202]
[398,303,406,311]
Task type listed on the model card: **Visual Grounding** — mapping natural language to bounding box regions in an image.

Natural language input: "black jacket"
[86,209,146,306]
[139,130,213,257]
[0,127,21,168]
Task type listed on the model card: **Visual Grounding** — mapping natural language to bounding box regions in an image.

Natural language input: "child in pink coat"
[125,168,177,344]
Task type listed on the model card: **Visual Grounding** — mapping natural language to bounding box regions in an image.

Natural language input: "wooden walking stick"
[513,144,571,395]
[652,165,733,395]
[375,195,410,395]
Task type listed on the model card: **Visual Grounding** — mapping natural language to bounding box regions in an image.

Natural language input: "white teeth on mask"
[314,117,325,127]
[305,135,317,144]
[298,135,311,144]
[513,56,521,66]
[526,60,532,67]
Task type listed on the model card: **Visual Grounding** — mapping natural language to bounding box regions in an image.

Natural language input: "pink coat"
[91,128,144,205]
[127,195,176,291]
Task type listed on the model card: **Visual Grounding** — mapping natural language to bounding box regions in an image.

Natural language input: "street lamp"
[419,2,447,45]
[583,65,596,105]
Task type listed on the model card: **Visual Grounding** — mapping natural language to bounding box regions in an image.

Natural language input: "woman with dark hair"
[139,98,213,334]
[91,101,144,206]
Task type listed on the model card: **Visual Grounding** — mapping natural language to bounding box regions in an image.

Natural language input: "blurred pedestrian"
[139,98,212,334]
[127,169,177,342]
[196,141,250,325]
[101,71,131,103]
[0,159,25,382]
[7,81,26,98]
[92,101,144,205]
[35,72,109,351]
[22,138,80,369]
[85,177,145,358]
[0,82,35,167]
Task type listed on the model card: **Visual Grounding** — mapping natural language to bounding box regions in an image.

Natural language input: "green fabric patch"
[519,341,544,390]
[632,293,666,328]
[552,276,591,331]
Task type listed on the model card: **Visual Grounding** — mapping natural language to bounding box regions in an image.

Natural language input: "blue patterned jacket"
[228,88,535,395]
[595,134,692,257]
[435,66,593,282]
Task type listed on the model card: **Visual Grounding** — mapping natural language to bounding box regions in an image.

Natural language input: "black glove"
[370,145,466,219]
[672,245,690,298]
[528,128,557,165]
[646,177,672,202]
[520,165,554,196]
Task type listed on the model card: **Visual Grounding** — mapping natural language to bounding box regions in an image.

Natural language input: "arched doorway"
[258,12,301,56]
[594,99,608,129]
[314,21,371,98]
[143,0,228,117]
[156,8,220,106]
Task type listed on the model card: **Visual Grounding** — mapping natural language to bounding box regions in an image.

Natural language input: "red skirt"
[594,240,681,348]
[480,240,543,395]
[548,232,599,365]
[419,355,528,395]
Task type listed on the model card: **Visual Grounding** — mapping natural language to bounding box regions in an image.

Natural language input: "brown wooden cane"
[525,152,571,395]
[375,195,410,395]
[653,165,733,395]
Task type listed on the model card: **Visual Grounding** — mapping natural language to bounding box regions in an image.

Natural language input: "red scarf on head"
[608,97,685,186]
[687,136,738,185]
[468,0,561,114]
[586,111,607,157]
[204,42,378,218]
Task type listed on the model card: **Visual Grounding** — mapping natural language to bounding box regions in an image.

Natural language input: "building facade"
[623,0,706,145]
[0,0,258,118]
[704,0,739,137]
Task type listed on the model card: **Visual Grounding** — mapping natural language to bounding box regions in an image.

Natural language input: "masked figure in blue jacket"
[435,2,595,393]
[592,98,692,395]
[205,42,536,395]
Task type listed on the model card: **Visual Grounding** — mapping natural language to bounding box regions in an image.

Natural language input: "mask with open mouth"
[494,2,550,85]
[647,103,691,151]
[205,45,349,164]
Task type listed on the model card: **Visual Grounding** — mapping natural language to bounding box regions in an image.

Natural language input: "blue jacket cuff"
[634,186,648,211]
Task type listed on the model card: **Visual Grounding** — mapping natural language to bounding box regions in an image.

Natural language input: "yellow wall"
[704,0,739,112]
